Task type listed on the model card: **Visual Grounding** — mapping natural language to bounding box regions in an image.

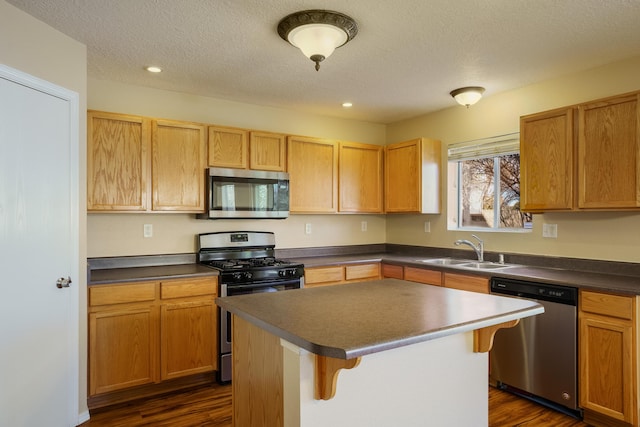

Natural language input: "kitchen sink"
[457,261,514,270]
[417,258,472,266]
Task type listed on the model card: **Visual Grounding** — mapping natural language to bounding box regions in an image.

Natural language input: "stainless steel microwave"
[198,168,290,219]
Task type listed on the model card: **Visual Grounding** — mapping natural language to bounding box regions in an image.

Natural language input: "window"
[447,133,532,231]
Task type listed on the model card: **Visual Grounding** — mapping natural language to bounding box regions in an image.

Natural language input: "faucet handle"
[471,234,483,243]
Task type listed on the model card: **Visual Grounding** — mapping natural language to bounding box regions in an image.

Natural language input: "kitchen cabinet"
[160,277,217,380]
[250,131,287,171]
[288,135,339,213]
[87,111,151,211]
[207,125,248,169]
[89,276,218,401]
[384,137,441,213]
[579,290,639,426]
[403,266,442,286]
[88,111,207,212]
[88,281,159,395]
[578,92,640,209]
[381,263,404,280]
[152,119,207,212]
[520,91,640,212]
[443,272,489,293]
[338,141,384,213]
[305,263,381,287]
[520,107,575,212]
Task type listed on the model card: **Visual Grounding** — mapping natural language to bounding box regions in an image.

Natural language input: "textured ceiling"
[8,0,640,124]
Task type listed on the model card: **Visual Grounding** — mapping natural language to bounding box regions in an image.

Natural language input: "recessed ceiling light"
[145,66,162,73]
[342,102,353,108]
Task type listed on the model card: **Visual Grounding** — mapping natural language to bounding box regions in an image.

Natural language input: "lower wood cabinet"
[404,266,442,286]
[305,263,381,287]
[443,272,489,294]
[381,263,404,279]
[88,276,218,399]
[579,290,639,427]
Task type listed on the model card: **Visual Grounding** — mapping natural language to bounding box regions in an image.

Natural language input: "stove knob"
[245,272,252,280]
[278,270,286,278]
[232,273,243,281]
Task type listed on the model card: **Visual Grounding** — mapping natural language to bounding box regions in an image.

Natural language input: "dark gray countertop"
[290,253,640,295]
[88,263,217,285]
[87,250,640,294]
[216,279,543,359]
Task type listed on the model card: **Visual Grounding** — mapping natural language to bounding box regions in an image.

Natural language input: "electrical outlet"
[424,221,431,233]
[361,221,367,232]
[542,223,557,238]
[143,224,153,238]
[305,223,312,234]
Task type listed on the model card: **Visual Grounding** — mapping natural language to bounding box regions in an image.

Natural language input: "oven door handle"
[223,278,302,293]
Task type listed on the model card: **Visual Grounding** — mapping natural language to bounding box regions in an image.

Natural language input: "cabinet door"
[385,138,441,213]
[403,267,442,286]
[152,120,207,211]
[208,126,248,169]
[288,136,338,213]
[250,131,286,171]
[345,263,381,282]
[161,299,217,380]
[304,266,344,287]
[579,291,637,425]
[89,305,159,395]
[520,107,575,212]
[578,93,640,208]
[339,141,383,213]
[382,264,404,279]
[87,111,150,211]
[443,273,489,293]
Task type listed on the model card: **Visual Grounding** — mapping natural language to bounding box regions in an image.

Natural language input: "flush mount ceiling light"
[450,86,486,108]
[277,10,358,71]
[145,66,162,73]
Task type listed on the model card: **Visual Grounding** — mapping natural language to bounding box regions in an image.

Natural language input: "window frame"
[447,133,531,233]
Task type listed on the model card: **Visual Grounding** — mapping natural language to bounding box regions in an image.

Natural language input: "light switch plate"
[424,221,431,233]
[361,221,367,232]
[305,223,312,234]
[143,223,153,238]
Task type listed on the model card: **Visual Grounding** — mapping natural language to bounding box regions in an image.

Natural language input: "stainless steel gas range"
[197,231,304,383]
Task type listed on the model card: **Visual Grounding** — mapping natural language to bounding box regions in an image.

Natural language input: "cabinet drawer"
[345,263,380,281]
[404,267,442,286]
[443,273,489,294]
[305,266,344,285]
[580,291,634,320]
[382,264,404,279]
[160,277,217,299]
[89,282,157,306]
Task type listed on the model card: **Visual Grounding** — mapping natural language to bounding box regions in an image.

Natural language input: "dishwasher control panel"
[491,277,578,306]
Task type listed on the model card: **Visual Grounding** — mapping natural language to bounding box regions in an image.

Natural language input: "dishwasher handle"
[491,277,577,306]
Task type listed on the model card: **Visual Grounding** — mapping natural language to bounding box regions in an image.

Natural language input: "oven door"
[218,278,301,383]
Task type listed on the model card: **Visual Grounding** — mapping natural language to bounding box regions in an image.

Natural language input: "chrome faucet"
[454,234,484,262]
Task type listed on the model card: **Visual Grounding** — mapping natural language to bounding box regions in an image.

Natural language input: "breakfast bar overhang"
[216,278,544,427]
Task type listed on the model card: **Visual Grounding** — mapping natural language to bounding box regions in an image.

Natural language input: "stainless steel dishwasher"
[489,277,581,418]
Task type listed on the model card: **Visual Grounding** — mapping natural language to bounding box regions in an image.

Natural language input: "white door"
[0,65,79,426]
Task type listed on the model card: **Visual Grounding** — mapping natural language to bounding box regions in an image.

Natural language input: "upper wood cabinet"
[520,107,575,212]
[88,111,206,213]
[208,126,248,169]
[250,131,286,171]
[152,120,207,212]
[384,137,441,214]
[287,135,338,213]
[521,91,640,212]
[578,92,640,209]
[338,141,384,213]
[87,111,151,211]
[208,127,286,171]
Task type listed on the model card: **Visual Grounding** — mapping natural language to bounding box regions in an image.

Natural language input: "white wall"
[0,0,89,418]
[386,56,640,263]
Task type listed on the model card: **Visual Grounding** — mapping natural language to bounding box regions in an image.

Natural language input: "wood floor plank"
[81,383,589,426]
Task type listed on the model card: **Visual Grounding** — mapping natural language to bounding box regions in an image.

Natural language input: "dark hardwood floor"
[81,384,590,426]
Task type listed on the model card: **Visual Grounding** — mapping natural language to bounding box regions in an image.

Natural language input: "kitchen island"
[216,279,543,427]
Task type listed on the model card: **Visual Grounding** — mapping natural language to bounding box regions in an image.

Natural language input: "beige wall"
[87,78,387,256]
[0,0,88,419]
[386,56,640,263]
